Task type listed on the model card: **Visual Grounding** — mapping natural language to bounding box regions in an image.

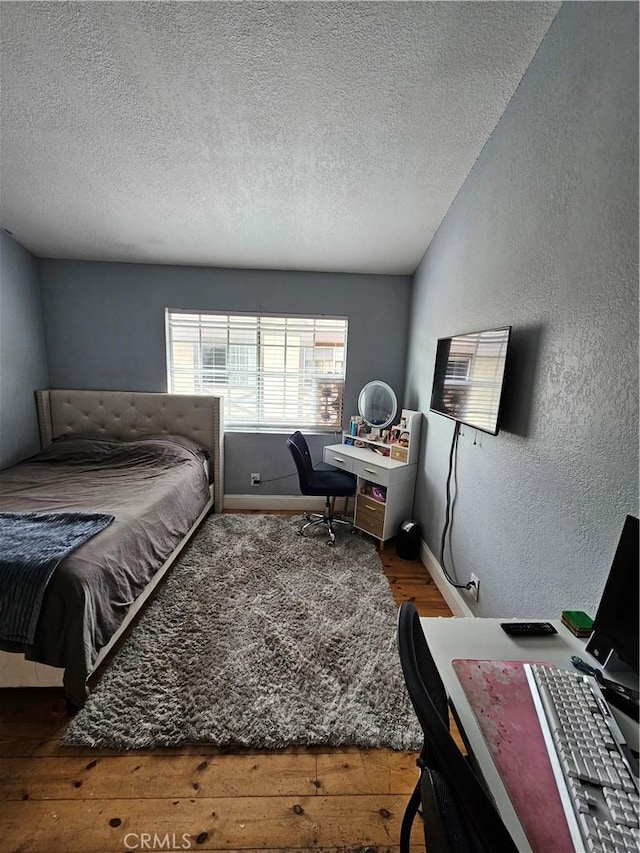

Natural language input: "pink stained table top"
[452,658,574,853]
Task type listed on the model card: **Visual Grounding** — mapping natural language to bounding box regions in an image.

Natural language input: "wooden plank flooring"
[0,518,452,852]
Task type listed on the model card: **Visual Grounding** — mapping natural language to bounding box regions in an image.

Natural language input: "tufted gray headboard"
[35,389,224,512]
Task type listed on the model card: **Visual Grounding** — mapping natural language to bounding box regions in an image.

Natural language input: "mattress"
[0,434,211,705]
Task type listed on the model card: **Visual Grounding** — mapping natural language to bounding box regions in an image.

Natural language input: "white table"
[420,617,639,852]
[323,442,417,543]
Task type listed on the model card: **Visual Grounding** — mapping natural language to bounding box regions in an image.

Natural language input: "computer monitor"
[586,515,639,673]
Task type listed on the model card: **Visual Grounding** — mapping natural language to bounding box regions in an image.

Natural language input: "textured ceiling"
[0,2,560,275]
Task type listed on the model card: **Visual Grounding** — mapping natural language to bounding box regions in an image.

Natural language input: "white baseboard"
[420,540,475,619]
[223,494,354,513]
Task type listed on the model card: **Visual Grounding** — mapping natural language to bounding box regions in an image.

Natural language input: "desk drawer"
[390,445,408,463]
[353,458,388,485]
[355,497,386,538]
[323,448,355,472]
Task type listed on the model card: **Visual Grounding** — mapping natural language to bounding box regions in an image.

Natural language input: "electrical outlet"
[468,573,480,602]
[250,473,261,487]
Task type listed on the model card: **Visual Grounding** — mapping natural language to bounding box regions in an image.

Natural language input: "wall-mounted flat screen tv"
[430,326,511,435]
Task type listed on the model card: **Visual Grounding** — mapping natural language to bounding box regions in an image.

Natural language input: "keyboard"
[526,663,639,853]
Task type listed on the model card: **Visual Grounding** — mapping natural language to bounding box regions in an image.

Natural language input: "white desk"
[420,617,639,852]
[323,443,417,543]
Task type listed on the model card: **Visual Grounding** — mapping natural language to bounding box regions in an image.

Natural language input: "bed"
[0,389,224,707]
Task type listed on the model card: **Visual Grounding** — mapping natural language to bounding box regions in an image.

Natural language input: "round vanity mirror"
[358,381,398,429]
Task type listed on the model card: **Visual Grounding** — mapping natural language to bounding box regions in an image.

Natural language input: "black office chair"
[286,431,356,545]
[397,601,518,853]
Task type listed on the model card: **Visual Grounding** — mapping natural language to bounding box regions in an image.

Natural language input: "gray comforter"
[0,434,211,706]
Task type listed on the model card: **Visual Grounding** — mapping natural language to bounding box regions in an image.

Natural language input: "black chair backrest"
[286,430,314,492]
[398,601,450,730]
[397,601,518,853]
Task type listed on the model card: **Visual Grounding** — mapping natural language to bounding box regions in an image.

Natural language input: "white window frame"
[165,309,348,432]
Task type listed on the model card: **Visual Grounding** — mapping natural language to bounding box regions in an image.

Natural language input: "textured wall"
[404,2,638,618]
[38,260,411,494]
[0,231,49,467]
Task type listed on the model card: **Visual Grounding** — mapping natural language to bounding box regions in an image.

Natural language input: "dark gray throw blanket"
[0,512,114,644]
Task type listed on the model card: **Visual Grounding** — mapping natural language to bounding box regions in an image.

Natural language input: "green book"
[561,610,594,631]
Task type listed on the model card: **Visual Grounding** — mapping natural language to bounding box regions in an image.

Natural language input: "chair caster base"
[298,510,354,545]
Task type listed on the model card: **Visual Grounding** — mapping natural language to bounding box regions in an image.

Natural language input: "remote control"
[500,621,558,636]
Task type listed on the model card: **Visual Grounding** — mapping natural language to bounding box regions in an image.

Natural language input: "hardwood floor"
[0,521,452,853]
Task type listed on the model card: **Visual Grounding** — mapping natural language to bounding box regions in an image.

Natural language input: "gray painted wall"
[0,231,49,467]
[37,260,411,493]
[404,2,639,618]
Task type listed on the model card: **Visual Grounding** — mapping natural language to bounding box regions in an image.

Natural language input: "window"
[445,356,471,381]
[166,310,348,431]
[201,345,227,386]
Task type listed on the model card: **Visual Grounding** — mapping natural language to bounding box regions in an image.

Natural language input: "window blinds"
[166,310,348,431]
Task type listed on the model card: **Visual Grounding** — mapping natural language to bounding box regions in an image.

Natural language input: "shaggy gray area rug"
[63,514,422,750]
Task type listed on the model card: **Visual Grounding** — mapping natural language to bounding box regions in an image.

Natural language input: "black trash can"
[396,519,421,561]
